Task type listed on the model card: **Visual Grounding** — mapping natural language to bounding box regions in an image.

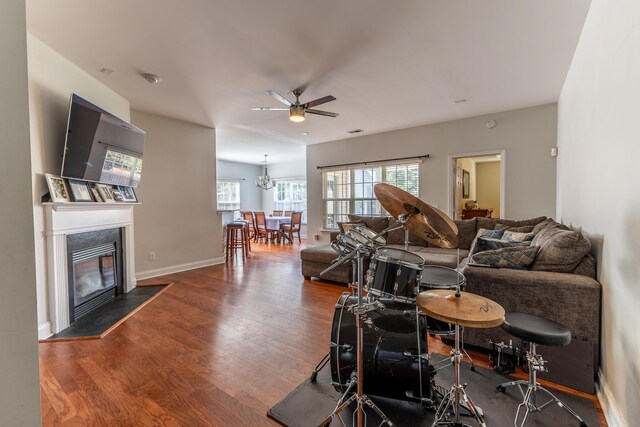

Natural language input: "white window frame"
[322,163,420,229]
[273,178,307,223]
[216,179,241,211]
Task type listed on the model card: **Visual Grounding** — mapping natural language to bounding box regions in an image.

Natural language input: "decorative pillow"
[470,246,540,270]
[501,230,535,242]
[338,221,363,233]
[494,224,535,233]
[530,221,591,273]
[469,236,530,257]
[475,228,505,239]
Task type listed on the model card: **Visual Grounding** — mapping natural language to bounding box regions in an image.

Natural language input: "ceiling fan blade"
[251,107,289,111]
[306,109,339,118]
[266,90,292,106]
[304,95,336,109]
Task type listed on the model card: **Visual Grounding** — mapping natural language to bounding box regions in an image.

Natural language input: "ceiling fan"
[251,89,338,122]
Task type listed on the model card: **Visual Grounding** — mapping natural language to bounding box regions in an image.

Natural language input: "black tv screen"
[61,94,146,188]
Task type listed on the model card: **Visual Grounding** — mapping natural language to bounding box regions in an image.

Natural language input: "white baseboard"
[136,257,225,281]
[38,321,52,340]
[597,368,626,427]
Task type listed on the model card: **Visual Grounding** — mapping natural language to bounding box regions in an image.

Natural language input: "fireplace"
[44,203,137,336]
[67,228,123,322]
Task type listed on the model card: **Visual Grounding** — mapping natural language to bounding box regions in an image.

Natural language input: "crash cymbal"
[374,183,458,248]
[416,289,505,329]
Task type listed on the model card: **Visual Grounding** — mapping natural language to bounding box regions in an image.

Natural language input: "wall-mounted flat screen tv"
[61,94,146,188]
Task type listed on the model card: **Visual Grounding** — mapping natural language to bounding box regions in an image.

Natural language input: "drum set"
[313,184,505,427]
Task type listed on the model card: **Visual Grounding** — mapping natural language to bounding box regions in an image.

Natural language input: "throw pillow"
[530,222,591,273]
[469,236,530,257]
[494,224,535,233]
[501,230,535,242]
[338,221,363,233]
[470,246,540,270]
[475,228,505,239]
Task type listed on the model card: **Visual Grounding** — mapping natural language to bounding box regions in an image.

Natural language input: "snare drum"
[348,226,386,249]
[331,233,360,255]
[366,246,424,302]
[418,265,466,335]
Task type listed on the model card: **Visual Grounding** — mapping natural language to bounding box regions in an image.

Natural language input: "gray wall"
[307,103,558,243]
[557,0,640,425]
[0,1,42,424]
[131,111,223,277]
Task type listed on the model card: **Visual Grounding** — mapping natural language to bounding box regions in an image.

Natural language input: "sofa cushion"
[572,253,597,278]
[454,218,477,250]
[300,245,343,263]
[470,245,540,270]
[386,245,468,269]
[386,227,429,246]
[532,217,556,234]
[530,221,591,273]
[347,215,389,235]
[477,216,547,231]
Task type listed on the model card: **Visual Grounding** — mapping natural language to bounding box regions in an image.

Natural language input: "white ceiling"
[26,0,590,165]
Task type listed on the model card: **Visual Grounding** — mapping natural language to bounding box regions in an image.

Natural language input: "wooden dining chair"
[284,210,293,217]
[240,211,256,241]
[280,211,303,244]
[273,210,283,216]
[253,212,269,242]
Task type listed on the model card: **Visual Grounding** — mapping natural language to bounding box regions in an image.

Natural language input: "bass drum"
[330,293,433,402]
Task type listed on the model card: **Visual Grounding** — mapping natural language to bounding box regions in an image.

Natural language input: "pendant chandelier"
[256,154,276,190]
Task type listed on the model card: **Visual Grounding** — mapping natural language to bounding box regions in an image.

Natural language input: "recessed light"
[347,129,364,134]
[454,99,467,104]
[100,68,114,75]
[141,73,162,84]
[303,132,310,136]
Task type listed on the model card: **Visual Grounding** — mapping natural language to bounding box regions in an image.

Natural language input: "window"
[217,179,241,210]
[274,179,307,222]
[323,163,419,228]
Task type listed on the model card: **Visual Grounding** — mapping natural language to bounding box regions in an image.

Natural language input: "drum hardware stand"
[452,247,476,373]
[318,243,393,427]
[488,339,521,375]
[431,284,485,427]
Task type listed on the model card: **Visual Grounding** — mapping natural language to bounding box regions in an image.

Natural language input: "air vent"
[347,129,364,134]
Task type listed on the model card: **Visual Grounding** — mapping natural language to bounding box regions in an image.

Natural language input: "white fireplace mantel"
[44,202,137,333]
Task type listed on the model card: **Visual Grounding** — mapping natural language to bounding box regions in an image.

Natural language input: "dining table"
[265,216,291,243]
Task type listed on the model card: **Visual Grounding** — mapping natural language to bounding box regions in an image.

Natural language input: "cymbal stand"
[431,284,485,427]
[318,244,393,427]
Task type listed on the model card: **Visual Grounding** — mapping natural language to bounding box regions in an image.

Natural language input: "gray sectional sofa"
[300,214,601,393]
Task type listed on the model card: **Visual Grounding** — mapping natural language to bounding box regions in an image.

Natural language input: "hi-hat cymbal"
[416,290,505,329]
[374,183,458,248]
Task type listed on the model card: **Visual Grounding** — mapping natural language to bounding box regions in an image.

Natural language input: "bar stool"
[496,312,587,427]
[225,222,247,260]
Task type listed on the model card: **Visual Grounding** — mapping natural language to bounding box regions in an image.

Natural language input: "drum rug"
[267,356,601,427]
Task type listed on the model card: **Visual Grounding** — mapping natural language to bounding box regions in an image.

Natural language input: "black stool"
[496,313,587,427]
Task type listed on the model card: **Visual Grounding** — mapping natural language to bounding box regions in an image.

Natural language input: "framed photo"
[117,186,138,202]
[89,183,103,202]
[462,169,470,199]
[45,174,71,203]
[67,179,94,202]
[111,188,124,202]
[96,184,115,203]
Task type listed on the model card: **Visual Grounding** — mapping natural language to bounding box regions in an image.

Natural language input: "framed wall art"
[45,174,71,203]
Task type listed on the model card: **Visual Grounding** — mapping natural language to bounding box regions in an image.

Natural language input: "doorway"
[450,152,504,220]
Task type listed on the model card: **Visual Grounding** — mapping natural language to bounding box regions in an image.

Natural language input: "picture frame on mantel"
[45,173,71,203]
[96,184,115,203]
[118,186,138,202]
[67,179,94,202]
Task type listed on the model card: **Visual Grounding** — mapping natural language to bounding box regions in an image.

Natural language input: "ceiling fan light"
[289,105,305,122]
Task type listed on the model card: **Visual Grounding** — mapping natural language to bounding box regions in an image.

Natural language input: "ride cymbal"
[374,183,458,248]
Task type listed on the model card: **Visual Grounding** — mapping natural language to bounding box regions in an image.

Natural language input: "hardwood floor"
[39,241,606,426]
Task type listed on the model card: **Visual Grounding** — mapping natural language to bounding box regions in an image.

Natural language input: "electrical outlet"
[149,251,156,261]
